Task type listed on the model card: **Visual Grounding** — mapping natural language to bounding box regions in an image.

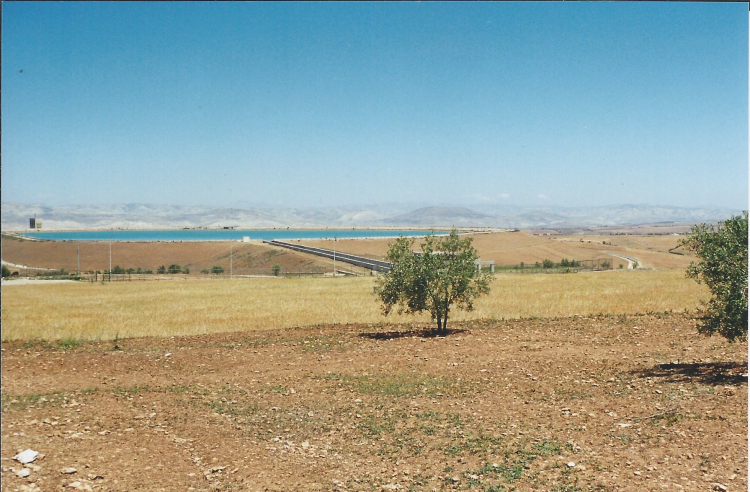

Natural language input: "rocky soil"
[1,313,746,491]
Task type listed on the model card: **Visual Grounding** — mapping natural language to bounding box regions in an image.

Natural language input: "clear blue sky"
[2,2,747,209]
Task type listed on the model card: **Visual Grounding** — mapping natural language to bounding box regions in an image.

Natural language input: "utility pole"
[109,240,112,282]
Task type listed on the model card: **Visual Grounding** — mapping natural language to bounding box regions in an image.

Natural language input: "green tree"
[374,230,492,335]
[680,212,748,342]
[182,266,190,274]
[157,265,166,274]
[272,264,281,276]
[2,265,11,278]
[211,265,225,274]
[168,264,181,274]
[542,259,554,269]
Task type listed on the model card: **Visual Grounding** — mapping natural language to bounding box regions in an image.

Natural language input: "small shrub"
[57,337,83,350]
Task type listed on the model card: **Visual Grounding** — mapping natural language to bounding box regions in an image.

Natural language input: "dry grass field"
[2,270,708,342]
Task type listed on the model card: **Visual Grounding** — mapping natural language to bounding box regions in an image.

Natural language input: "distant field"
[0,235,334,274]
[2,231,695,274]
[2,270,708,341]
[305,231,695,270]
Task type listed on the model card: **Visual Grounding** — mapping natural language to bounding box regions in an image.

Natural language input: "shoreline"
[4,228,510,243]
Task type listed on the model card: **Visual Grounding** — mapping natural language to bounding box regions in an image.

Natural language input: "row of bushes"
[103,264,225,275]
[515,259,587,269]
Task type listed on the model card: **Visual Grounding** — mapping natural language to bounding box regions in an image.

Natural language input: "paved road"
[1,260,56,271]
[264,240,391,272]
[2,278,77,286]
[609,253,639,270]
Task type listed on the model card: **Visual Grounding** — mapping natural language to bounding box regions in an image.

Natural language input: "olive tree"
[374,230,492,335]
[680,212,748,342]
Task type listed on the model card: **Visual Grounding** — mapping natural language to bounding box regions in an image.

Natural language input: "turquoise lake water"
[23,229,445,242]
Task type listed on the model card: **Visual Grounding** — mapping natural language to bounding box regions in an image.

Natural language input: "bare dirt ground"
[0,236,333,275]
[2,314,746,492]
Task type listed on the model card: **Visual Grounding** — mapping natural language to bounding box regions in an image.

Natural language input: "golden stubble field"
[2,270,708,341]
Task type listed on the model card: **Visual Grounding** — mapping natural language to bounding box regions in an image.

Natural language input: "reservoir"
[23,229,447,242]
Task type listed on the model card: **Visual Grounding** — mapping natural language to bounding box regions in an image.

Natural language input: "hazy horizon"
[2,3,747,210]
[1,200,745,213]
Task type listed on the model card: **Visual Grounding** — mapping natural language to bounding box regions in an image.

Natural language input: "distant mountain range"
[1,202,742,231]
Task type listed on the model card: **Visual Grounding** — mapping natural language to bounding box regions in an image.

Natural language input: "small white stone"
[16,468,31,478]
[567,462,575,468]
[14,450,39,464]
[61,467,78,474]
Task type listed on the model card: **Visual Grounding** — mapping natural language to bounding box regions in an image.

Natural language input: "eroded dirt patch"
[2,314,746,491]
